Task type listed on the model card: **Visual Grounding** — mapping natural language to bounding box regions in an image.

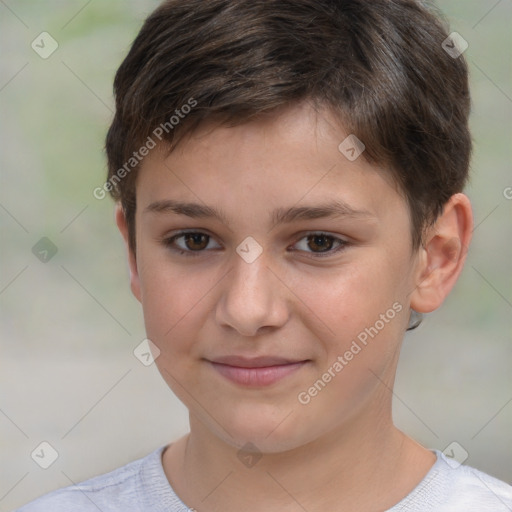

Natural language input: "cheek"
[292,254,410,387]
[137,249,224,359]
[296,257,405,334]
[292,266,407,425]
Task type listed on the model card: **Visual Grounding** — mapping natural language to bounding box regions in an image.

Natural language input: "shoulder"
[441,456,512,510]
[394,450,512,511]
[15,446,167,512]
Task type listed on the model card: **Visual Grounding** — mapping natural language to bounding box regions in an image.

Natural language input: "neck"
[163,400,435,511]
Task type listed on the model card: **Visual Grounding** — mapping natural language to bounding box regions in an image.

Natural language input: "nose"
[215,251,290,337]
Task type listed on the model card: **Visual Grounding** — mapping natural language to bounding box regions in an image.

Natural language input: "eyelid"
[289,231,348,258]
[162,229,221,256]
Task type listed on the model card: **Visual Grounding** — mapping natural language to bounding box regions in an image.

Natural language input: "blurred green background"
[0,1,511,509]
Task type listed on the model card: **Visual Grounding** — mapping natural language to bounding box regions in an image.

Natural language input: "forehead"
[136,102,406,227]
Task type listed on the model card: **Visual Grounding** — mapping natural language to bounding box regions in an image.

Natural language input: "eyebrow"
[143,199,375,228]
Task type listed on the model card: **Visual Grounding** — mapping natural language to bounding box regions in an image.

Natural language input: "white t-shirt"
[15,446,512,511]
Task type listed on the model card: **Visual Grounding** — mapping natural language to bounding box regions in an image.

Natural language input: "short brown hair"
[105,0,471,253]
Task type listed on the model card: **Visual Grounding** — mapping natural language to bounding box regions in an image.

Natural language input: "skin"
[116,101,473,511]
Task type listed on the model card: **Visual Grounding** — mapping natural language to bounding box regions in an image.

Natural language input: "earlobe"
[410,193,473,313]
[115,204,142,303]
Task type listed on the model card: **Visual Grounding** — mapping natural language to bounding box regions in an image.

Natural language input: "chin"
[207,405,316,454]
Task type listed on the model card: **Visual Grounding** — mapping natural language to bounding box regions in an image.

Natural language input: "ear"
[115,203,142,303]
[410,193,473,313]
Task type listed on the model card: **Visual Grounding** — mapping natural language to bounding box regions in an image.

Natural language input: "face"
[125,102,422,453]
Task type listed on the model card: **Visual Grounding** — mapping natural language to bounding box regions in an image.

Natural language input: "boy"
[17,0,512,510]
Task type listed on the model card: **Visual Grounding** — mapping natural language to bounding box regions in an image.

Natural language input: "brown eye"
[163,231,221,256]
[307,234,335,252]
[292,232,348,258]
[183,233,209,251]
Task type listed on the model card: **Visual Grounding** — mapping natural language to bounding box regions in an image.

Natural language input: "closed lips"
[208,356,310,386]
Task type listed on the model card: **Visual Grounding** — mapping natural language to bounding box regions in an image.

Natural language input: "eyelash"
[162,231,348,259]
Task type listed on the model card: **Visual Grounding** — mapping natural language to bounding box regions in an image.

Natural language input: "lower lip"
[210,361,307,387]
